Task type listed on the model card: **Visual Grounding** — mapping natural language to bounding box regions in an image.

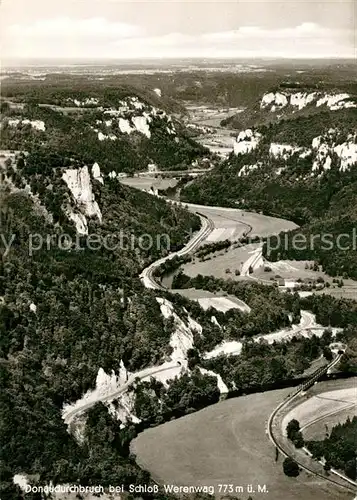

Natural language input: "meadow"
[131,387,351,500]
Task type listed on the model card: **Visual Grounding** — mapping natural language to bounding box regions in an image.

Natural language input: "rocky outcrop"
[62,165,102,234]
[260,90,356,112]
[7,118,46,131]
[233,128,261,155]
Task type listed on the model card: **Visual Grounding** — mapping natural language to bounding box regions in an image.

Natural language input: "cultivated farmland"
[185,203,298,238]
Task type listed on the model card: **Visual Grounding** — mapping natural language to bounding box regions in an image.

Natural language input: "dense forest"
[134,370,220,424]
[1,94,208,174]
[0,146,205,498]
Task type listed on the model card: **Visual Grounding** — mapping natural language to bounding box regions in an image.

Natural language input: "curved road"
[64,210,215,427]
[140,211,214,290]
[65,200,353,498]
[141,203,257,290]
[63,362,182,428]
[266,354,356,494]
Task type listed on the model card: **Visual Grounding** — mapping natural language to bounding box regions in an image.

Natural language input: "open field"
[182,243,263,280]
[132,387,352,499]
[172,287,251,313]
[282,384,357,444]
[120,176,178,191]
[253,260,357,299]
[197,133,235,157]
[203,310,338,360]
[185,204,298,238]
[302,405,356,442]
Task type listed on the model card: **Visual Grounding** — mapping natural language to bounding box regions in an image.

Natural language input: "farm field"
[253,260,324,281]
[184,204,298,238]
[253,259,357,300]
[131,387,352,500]
[302,405,356,442]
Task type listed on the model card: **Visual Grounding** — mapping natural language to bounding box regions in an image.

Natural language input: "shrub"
[283,457,300,477]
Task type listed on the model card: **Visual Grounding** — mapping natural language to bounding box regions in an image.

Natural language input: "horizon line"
[2,55,356,67]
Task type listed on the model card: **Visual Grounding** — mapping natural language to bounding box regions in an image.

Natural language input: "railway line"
[266,354,356,494]
[140,207,258,290]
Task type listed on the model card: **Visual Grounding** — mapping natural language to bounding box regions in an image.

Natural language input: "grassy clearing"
[131,387,351,499]
[181,243,260,280]
[253,260,323,280]
[120,176,178,191]
[302,406,356,442]
[173,288,251,313]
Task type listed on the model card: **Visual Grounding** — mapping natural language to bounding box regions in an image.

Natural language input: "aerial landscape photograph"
[0,0,356,499]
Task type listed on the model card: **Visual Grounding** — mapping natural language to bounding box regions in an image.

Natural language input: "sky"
[1,0,356,61]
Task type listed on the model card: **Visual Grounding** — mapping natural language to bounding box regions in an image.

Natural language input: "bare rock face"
[260,90,356,112]
[62,165,102,234]
[233,129,261,155]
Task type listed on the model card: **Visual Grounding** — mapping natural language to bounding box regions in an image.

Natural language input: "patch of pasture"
[131,387,349,499]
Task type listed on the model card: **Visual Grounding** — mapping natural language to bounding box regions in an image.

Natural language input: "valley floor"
[131,385,354,500]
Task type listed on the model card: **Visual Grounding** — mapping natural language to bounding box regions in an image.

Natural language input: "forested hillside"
[1,84,209,174]
[2,73,357,499]
[182,102,357,278]
[222,82,357,129]
[0,147,203,498]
